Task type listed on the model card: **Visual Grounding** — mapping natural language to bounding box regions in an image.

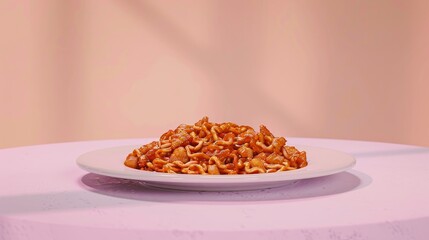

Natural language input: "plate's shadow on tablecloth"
[79,169,372,203]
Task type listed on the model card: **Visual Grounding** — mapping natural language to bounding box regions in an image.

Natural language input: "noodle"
[124,117,308,174]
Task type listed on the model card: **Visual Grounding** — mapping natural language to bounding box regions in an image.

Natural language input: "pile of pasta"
[124,117,308,174]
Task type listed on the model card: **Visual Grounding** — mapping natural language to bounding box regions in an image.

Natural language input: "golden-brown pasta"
[124,117,308,174]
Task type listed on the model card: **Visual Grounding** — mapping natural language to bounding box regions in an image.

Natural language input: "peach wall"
[1,0,428,148]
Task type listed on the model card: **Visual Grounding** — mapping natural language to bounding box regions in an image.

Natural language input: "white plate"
[76,145,356,191]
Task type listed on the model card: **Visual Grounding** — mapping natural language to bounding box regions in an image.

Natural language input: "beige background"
[1,0,428,148]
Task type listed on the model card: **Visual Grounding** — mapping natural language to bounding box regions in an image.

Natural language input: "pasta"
[124,117,308,174]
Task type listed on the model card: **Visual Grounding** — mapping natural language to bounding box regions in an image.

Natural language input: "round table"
[1,138,428,240]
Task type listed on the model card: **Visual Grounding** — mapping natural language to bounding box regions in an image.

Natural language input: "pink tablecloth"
[1,138,428,239]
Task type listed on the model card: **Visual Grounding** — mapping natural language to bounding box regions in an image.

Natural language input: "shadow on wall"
[118,0,306,131]
[2,0,428,148]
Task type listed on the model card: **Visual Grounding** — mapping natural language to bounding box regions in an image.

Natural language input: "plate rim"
[76,144,356,184]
